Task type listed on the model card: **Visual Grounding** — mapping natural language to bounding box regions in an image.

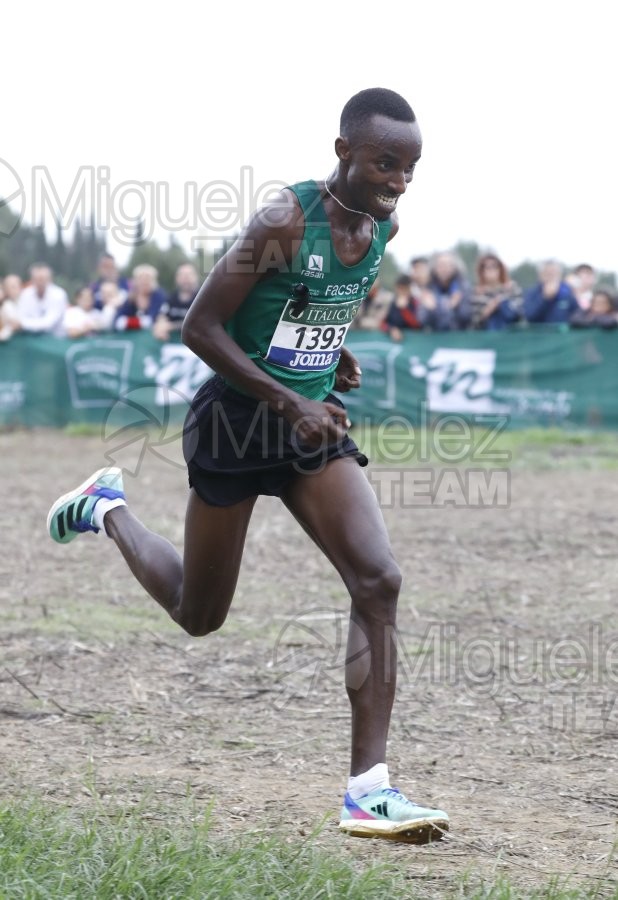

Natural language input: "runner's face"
[343,115,422,220]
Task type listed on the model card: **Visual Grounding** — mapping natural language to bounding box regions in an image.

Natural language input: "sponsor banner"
[66,339,133,408]
[344,329,618,429]
[0,332,212,427]
[0,329,617,429]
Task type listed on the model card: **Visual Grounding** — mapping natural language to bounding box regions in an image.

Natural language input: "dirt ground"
[1,429,617,897]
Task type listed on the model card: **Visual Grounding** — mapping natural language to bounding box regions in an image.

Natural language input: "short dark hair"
[594,289,616,309]
[410,256,429,266]
[574,263,594,275]
[395,274,412,287]
[340,88,416,138]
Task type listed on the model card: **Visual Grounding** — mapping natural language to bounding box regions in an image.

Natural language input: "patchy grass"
[0,801,405,899]
[0,801,614,900]
[353,425,618,470]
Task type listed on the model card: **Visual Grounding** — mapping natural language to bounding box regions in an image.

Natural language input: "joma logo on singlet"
[289,351,334,368]
[301,254,325,279]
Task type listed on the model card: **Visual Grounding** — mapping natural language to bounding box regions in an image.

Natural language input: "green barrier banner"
[0,329,617,430]
[344,329,618,428]
[0,332,211,429]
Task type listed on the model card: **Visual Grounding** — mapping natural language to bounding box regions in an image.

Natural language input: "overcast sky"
[3,0,616,275]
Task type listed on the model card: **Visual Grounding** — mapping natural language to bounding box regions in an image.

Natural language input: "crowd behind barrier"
[1,251,617,347]
[1,250,617,432]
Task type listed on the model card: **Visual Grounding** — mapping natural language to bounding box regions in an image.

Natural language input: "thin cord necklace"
[323,176,379,241]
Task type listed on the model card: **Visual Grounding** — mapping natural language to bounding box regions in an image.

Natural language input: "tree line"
[0,200,614,297]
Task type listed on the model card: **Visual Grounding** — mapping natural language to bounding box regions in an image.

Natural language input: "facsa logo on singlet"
[325,282,362,297]
[301,254,325,279]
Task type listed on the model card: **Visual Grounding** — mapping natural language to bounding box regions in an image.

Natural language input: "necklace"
[323,177,379,241]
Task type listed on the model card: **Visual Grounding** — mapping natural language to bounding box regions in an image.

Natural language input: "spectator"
[353,277,392,330]
[90,253,129,309]
[421,251,472,331]
[385,274,424,341]
[99,280,125,324]
[566,263,596,310]
[0,275,21,340]
[409,256,431,295]
[471,253,522,330]
[408,255,434,309]
[63,287,116,338]
[114,264,166,332]
[3,274,23,302]
[570,289,617,330]
[523,260,579,324]
[16,264,68,336]
[152,263,199,341]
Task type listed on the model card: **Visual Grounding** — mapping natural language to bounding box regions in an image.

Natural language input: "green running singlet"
[224,179,391,401]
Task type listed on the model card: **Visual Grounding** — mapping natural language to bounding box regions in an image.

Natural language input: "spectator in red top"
[114,264,167,332]
[385,275,423,341]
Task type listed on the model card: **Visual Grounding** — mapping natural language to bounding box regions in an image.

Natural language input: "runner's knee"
[350,561,402,620]
[175,592,232,637]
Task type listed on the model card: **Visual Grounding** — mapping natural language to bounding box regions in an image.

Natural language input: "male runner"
[48,88,449,843]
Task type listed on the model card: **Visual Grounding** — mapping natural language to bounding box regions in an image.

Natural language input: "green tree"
[69,218,90,285]
[32,225,49,266]
[510,260,538,291]
[376,250,400,291]
[452,240,480,280]
[0,201,23,276]
[52,222,67,279]
[124,236,195,293]
[597,270,617,290]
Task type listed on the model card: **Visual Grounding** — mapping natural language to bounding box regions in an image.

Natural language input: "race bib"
[265,297,362,371]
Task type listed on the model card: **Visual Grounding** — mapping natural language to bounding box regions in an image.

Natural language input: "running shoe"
[47,467,125,544]
[339,787,449,843]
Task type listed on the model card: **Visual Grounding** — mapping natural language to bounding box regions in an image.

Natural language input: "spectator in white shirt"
[98,280,125,324]
[3,274,22,303]
[63,287,116,338]
[566,263,596,311]
[16,264,68,336]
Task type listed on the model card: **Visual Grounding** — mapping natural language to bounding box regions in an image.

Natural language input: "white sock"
[92,497,127,535]
[347,763,390,800]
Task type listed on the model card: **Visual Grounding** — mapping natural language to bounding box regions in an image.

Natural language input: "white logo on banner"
[411,348,508,414]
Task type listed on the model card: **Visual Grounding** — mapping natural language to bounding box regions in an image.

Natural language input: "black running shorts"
[183,375,368,507]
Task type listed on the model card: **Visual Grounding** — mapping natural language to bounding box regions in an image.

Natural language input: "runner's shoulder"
[242,188,305,245]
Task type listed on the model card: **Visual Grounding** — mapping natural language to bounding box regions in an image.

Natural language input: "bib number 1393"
[264,297,361,371]
[292,325,346,352]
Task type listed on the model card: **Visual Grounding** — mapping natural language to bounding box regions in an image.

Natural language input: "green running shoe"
[47,467,125,544]
[339,787,449,843]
